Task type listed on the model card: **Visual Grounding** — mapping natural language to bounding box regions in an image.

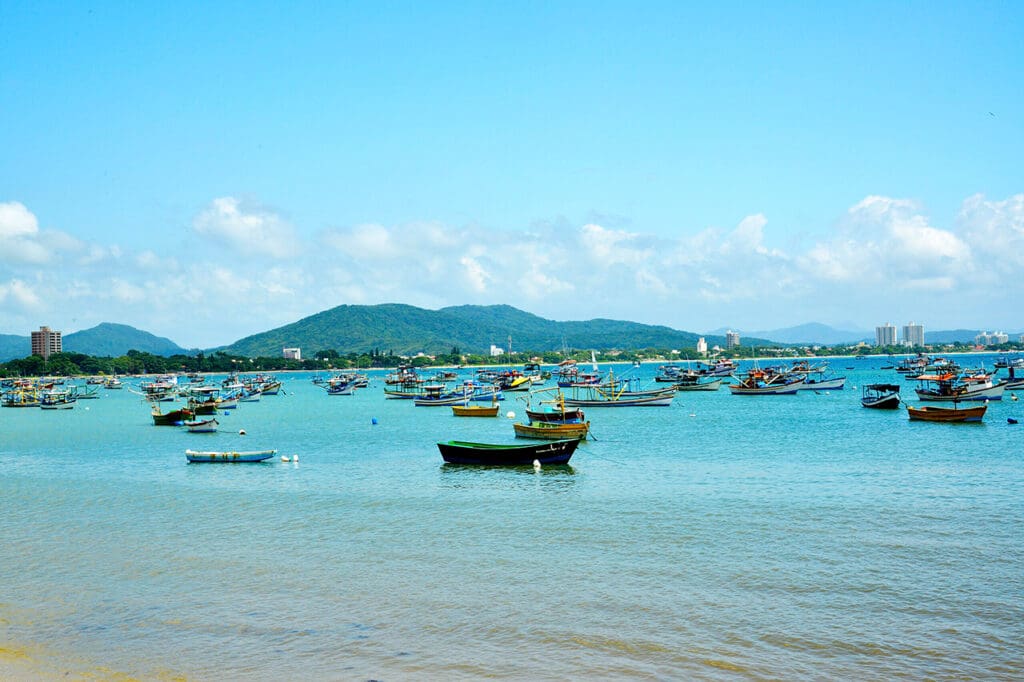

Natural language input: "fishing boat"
[861,383,901,409]
[728,368,803,395]
[513,420,590,440]
[451,403,500,417]
[799,375,846,391]
[40,389,76,409]
[152,405,194,426]
[906,403,987,423]
[103,376,123,389]
[437,438,580,465]
[184,417,219,433]
[185,449,277,463]
[675,376,724,391]
[914,373,1004,402]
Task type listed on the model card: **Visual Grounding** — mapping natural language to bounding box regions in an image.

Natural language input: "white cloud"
[0,279,42,310]
[193,196,301,258]
[0,202,39,238]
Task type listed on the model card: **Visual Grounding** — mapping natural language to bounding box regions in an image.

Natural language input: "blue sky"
[1,2,1022,347]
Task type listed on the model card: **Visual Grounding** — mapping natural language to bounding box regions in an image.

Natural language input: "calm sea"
[2,358,1022,680]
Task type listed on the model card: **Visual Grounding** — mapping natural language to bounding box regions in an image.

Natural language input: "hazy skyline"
[2,3,1022,347]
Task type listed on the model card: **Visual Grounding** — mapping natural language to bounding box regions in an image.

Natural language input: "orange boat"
[906,403,987,422]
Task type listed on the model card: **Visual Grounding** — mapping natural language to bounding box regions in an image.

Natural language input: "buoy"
[371,417,378,425]
[1012,394,1019,402]
[239,429,246,435]
[506,411,516,419]
[1008,418,1018,425]
[689,412,696,418]
[532,459,541,470]
[292,454,299,462]
[281,455,291,462]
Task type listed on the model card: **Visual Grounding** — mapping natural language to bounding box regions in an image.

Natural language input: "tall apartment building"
[725,330,741,349]
[902,322,924,348]
[696,337,707,355]
[30,326,62,359]
[975,331,1009,346]
[875,323,897,346]
[282,347,301,360]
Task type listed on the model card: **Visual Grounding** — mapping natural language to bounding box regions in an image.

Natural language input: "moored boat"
[906,403,987,422]
[184,417,219,433]
[185,449,277,463]
[513,421,590,440]
[437,438,580,466]
[152,405,194,425]
[861,383,901,409]
[451,403,500,417]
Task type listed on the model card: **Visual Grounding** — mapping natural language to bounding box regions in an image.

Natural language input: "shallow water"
[2,359,1022,680]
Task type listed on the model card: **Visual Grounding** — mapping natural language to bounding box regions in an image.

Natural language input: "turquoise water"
[2,359,1022,680]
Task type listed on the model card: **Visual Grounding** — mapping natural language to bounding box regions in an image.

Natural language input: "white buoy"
[689,412,696,418]
[506,410,516,419]
[533,459,541,470]
[292,454,299,462]
[281,455,291,462]
[239,429,246,435]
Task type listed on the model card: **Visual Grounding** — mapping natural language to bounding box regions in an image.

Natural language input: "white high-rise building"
[902,322,924,348]
[282,347,301,360]
[875,323,897,346]
[696,337,707,355]
[725,330,740,349]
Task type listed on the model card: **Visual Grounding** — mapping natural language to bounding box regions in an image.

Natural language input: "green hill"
[0,334,29,362]
[63,323,187,357]
[218,303,767,357]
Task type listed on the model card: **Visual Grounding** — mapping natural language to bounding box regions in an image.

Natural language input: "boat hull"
[185,449,277,463]
[437,438,580,465]
[451,405,499,417]
[513,422,590,440]
[906,405,987,422]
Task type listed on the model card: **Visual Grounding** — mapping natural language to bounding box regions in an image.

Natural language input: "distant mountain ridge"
[218,303,775,357]
[707,322,870,345]
[0,323,188,361]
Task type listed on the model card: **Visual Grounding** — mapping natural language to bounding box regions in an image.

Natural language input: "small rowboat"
[185,449,277,463]
[513,421,590,440]
[437,438,580,466]
[184,418,219,433]
[906,404,987,422]
[451,404,499,417]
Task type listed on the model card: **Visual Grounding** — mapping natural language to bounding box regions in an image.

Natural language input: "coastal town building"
[725,330,740,349]
[975,331,1009,346]
[696,337,707,355]
[489,344,504,357]
[902,322,924,347]
[282,347,301,360]
[875,323,897,346]
[30,326,61,359]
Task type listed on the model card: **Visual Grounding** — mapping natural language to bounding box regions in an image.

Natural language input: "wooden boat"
[437,438,580,465]
[452,404,500,417]
[186,449,277,463]
[152,405,194,425]
[906,403,987,422]
[513,421,590,440]
[914,373,1004,402]
[675,376,724,391]
[40,389,76,409]
[184,418,219,433]
[799,375,846,391]
[728,368,803,395]
[861,383,901,409]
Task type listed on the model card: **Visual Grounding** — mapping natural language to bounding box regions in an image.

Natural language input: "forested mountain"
[218,303,769,357]
[63,323,187,357]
